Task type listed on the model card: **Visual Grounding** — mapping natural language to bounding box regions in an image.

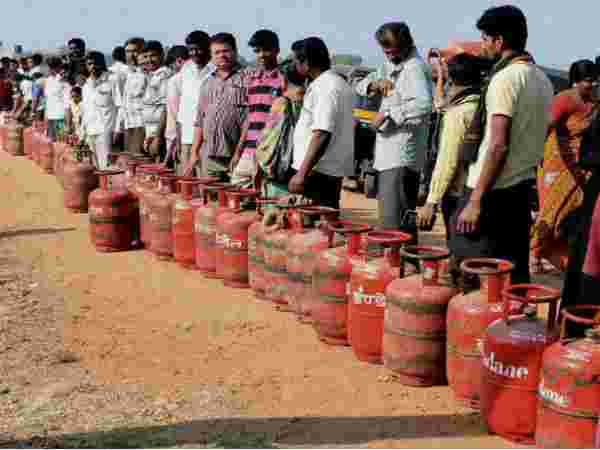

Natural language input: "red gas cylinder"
[89,170,136,252]
[63,149,99,213]
[219,190,261,288]
[535,306,600,448]
[215,188,255,281]
[383,246,458,386]
[38,131,54,173]
[173,178,217,269]
[349,230,412,364]
[6,121,24,156]
[248,199,279,300]
[446,258,520,409]
[286,206,339,318]
[312,222,372,346]
[481,284,561,444]
[194,183,231,277]
[262,205,295,306]
[105,153,127,189]
[23,126,33,158]
[137,164,173,247]
[262,202,315,308]
[148,175,178,261]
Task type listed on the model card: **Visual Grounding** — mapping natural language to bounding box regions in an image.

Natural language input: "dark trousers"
[449,181,533,285]
[290,169,342,209]
[441,193,460,242]
[377,166,420,236]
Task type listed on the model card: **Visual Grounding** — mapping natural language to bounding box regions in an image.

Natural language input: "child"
[65,86,83,140]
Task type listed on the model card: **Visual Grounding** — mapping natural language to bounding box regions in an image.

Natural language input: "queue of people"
[1,4,599,318]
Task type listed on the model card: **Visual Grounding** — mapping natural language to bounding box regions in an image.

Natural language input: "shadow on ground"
[0,227,77,239]
[0,413,487,448]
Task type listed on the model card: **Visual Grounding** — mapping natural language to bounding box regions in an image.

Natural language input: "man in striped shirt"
[230,30,285,188]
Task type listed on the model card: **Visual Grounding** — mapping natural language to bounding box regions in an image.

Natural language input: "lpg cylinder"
[446,258,520,409]
[286,206,339,318]
[89,170,136,252]
[383,246,458,386]
[481,284,561,444]
[63,149,99,213]
[536,306,600,448]
[261,204,295,306]
[105,153,127,189]
[249,199,279,300]
[215,188,254,280]
[219,190,260,288]
[23,126,33,158]
[148,175,178,261]
[349,230,412,364]
[312,222,372,346]
[6,121,24,156]
[173,178,217,269]
[194,183,231,277]
[137,164,173,247]
[39,131,54,173]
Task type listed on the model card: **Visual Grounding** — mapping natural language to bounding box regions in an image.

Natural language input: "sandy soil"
[0,149,552,448]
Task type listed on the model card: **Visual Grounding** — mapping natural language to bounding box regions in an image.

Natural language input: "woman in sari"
[531,60,598,274]
[255,62,306,198]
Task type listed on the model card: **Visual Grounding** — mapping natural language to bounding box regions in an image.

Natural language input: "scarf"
[431,85,481,151]
[461,52,535,166]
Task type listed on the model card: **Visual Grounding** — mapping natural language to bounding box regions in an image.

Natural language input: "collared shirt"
[194,66,251,158]
[466,63,553,190]
[121,66,147,129]
[355,50,433,171]
[292,69,355,177]
[177,60,215,145]
[231,68,285,185]
[240,68,285,155]
[44,74,68,120]
[142,66,172,138]
[426,93,479,204]
[81,71,120,136]
[165,70,183,142]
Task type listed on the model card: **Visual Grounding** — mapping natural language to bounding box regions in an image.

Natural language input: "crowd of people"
[0,4,599,322]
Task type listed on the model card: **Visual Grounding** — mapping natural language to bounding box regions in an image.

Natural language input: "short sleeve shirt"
[292,70,355,177]
[467,63,554,190]
[194,67,251,158]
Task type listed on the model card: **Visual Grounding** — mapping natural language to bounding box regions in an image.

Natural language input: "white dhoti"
[89,131,112,170]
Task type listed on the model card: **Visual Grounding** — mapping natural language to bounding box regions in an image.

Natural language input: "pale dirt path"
[0,150,525,448]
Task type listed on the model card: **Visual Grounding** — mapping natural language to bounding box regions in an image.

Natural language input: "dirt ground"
[0,150,558,448]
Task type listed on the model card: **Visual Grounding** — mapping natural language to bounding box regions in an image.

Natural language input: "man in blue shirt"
[356,22,433,236]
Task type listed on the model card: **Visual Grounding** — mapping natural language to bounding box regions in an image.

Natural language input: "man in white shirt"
[109,46,128,151]
[451,5,554,284]
[82,51,120,170]
[176,30,214,175]
[44,57,68,142]
[118,37,146,156]
[288,37,355,209]
[163,46,188,172]
[141,41,172,162]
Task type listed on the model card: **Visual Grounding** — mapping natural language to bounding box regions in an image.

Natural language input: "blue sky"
[4,0,597,69]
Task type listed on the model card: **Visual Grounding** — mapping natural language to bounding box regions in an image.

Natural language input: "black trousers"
[449,181,533,285]
[291,169,342,210]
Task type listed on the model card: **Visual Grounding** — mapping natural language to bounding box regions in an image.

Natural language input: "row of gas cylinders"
[5,123,600,448]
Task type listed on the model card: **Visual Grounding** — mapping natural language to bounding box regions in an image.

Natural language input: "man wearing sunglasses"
[356,22,433,237]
